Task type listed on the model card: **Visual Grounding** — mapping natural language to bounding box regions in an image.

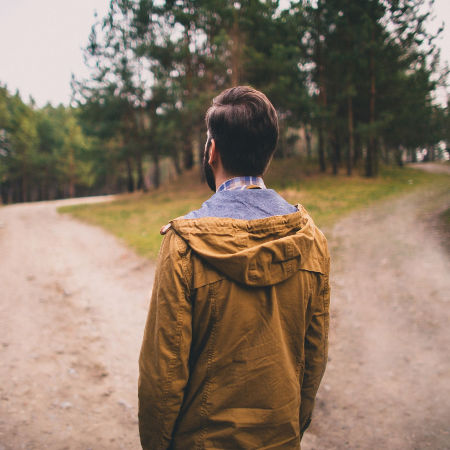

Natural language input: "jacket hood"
[169,205,329,287]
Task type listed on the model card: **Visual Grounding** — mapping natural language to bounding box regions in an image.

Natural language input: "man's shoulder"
[158,226,190,259]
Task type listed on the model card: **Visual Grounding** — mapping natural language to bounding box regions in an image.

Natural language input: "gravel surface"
[0,174,449,449]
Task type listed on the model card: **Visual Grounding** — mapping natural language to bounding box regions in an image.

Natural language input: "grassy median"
[59,160,449,259]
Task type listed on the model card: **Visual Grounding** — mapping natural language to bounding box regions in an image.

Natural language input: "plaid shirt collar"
[217,176,266,192]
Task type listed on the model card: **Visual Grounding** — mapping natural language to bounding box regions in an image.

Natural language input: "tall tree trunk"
[395,147,403,166]
[126,158,134,192]
[15,180,21,203]
[43,167,49,201]
[8,183,13,204]
[366,29,377,177]
[347,95,354,176]
[0,182,6,204]
[318,124,326,172]
[334,126,342,166]
[354,133,362,166]
[332,145,338,175]
[136,152,146,191]
[68,147,76,198]
[173,154,182,176]
[329,128,338,175]
[152,154,160,189]
[305,125,312,160]
[183,137,194,170]
[316,1,327,172]
[21,163,28,202]
[317,65,327,170]
[381,140,389,164]
[317,68,327,173]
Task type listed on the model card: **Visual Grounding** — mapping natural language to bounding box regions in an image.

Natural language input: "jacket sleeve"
[138,231,192,449]
[300,271,330,438]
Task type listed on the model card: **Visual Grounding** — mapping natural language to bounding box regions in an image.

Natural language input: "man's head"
[204,86,278,186]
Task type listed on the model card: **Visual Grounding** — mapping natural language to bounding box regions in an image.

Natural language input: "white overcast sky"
[0,0,449,107]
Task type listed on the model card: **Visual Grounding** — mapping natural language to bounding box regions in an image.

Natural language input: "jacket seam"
[197,282,217,449]
[175,233,192,298]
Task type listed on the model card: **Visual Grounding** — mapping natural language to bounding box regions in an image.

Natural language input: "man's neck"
[214,173,234,192]
[216,176,266,192]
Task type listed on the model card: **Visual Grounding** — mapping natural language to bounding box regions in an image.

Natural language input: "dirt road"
[1,175,449,449]
[0,196,154,449]
[303,178,450,450]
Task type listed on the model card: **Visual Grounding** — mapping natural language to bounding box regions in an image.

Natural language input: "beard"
[203,138,216,192]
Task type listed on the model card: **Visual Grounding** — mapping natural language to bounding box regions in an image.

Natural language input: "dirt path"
[0,196,154,449]
[406,162,450,175]
[0,176,449,449]
[303,179,450,450]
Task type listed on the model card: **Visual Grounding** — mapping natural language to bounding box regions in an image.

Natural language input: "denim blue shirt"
[184,177,296,220]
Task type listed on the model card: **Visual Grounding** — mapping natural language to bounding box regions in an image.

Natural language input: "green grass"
[274,165,449,227]
[59,188,210,259]
[59,159,449,259]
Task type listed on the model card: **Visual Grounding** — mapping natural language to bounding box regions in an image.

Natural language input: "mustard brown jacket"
[138,205,330,449]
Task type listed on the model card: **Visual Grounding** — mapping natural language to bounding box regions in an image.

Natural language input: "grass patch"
[59,159,449,259]
[276,164,449,227]
[59,188,210,259]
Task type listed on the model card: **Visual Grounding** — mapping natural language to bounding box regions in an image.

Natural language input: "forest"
[1,0,449,204]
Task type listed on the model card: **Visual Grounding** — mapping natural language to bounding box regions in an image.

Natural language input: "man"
[138,86,330,449]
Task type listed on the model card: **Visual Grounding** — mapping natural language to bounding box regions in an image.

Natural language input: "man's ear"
[208,138,218,165]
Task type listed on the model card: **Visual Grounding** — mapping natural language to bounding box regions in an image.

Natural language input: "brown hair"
[205,86,278,176]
